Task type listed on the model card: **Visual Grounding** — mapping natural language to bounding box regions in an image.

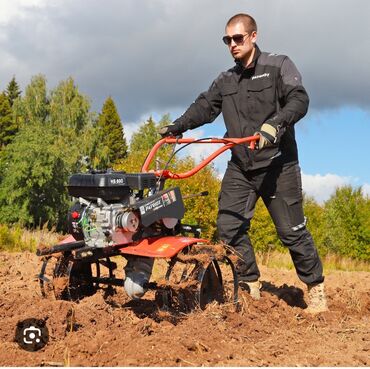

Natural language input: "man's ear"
[251,31,257,43]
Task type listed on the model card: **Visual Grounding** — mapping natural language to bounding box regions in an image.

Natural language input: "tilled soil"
[0,251,369,367]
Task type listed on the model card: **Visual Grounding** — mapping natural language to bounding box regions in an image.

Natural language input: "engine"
[66,169,185,299]
[68,200,140,247]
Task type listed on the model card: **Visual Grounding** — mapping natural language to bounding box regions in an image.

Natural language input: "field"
[0,251,369,367]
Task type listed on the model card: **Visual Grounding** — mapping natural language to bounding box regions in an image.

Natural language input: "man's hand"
[158,124,182,138]
[255,123,278,149]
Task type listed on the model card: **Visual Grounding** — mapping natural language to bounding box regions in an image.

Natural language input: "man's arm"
[266,56,309,129]
[160,80,222,136]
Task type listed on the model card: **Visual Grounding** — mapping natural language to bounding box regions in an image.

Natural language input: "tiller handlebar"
[141,135,259,179]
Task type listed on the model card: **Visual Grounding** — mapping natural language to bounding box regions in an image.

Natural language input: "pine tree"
[95,97,128,167]
[5,76,21,106]
[0,92,17,147]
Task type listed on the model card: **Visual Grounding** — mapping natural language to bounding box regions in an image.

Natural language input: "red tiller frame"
[141,135,259,179]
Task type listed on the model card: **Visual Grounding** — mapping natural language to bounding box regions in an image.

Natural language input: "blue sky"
[297,107,369,183]
[0,0,369,203]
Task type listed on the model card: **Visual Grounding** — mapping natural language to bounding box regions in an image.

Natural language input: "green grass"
[257,250,370,272]
[0,224,61,253]
[322,252,370,272]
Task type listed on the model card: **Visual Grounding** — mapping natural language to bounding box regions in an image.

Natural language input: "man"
[159,13,327,313]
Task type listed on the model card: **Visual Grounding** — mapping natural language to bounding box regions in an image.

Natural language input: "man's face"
[225,22,257,64]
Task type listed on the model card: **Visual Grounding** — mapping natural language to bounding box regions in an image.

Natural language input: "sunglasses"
[222,33,249,45]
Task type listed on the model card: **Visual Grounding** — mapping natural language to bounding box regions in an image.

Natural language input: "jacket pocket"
[248,78,272,91]
[248,78,275,120]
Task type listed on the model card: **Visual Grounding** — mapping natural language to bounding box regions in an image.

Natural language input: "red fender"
[55,235,208,258]
[118,236,209,258]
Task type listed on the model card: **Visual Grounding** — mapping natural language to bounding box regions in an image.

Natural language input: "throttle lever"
[183,191,209,199]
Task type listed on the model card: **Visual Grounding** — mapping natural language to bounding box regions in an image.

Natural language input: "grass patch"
[0,224,61,253]
[257,250,294,270]
[322,252,370,272]
[256,249,370,272]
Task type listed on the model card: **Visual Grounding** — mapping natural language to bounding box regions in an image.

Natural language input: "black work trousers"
[217,161,324,285]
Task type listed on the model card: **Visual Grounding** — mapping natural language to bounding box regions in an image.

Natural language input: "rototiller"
[37,135,258,310]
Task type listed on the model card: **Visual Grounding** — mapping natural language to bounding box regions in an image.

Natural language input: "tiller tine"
[156,250,238,312]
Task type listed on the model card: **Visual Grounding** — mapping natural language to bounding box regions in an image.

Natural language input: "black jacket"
[173,45,309,171]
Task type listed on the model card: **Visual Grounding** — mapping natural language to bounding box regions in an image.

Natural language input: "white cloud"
[302,173,353,203]
[124,121,142,143]
[0,0,47,24]
[362,183,370,198]
[183,129,223,158]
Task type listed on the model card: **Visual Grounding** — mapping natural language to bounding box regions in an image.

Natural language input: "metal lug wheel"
[39,253,105,301]
[156,251,238,311]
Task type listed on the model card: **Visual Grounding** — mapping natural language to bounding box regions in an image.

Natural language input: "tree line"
[0,75,369,261]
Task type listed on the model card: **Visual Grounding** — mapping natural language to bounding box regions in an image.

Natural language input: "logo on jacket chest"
[251,72,270,80]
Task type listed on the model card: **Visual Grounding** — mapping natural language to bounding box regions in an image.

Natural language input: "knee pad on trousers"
[276,224,310,248]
